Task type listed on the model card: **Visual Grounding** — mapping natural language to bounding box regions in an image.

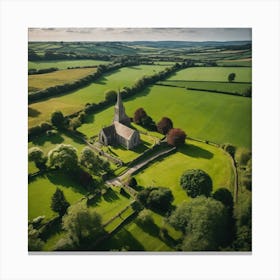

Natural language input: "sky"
[28,28,251,42]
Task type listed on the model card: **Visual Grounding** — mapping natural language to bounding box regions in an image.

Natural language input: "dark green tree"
[104,89,117,103]
[51,188,70,216]
[180,169,213,198]
[228,73,236,82]
[62,203,105,248]
[51,110,65,128]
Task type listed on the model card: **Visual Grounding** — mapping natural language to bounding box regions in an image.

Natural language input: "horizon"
[28,28,252,42]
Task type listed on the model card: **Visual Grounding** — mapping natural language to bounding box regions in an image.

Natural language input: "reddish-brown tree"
[157,117,173,135]
[133,108,147,124]
[167,128,186,147]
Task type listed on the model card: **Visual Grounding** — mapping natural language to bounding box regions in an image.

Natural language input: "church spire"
[113,90,130,125]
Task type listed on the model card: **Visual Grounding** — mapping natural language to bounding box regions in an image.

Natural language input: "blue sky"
[29,28,251,42]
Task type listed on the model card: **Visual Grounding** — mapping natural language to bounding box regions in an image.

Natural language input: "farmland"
[28,65,168,128]
[28,68,96,93]
[28,59,110,70]
[28,37,252,252]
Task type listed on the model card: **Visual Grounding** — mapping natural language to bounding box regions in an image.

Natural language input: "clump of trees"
[48,144,78,172]
[157,117,173,135]
[167,128,186,147]
[55,203,105,250]
[28,224,44,251]
[137,186,174,212]
[51,188,70,217]
[168,196,229,250]
[28,147,47,170]
[180,169,213,198]
[228,72,236,82]
[28,121,53,139]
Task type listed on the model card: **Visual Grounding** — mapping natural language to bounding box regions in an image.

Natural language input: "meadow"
[28,59,110,70]
[28,65,167,128]
[167,66,252,82]
[78,85,252,148]
[28,68,96,93]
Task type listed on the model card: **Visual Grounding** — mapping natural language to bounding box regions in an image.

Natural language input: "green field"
[135,140,235,205]
[28,59,110,70]
[28,65,167,128]
[157,80,251,95]
[28,68,96,93]
[168,67,252,82]
[78,85,251,148]
[28,172,87,220]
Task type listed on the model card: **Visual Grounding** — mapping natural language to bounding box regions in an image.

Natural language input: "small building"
[99,92,141,150]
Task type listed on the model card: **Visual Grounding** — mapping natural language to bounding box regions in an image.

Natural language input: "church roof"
[101,125,115,137]
[113,121,136,140]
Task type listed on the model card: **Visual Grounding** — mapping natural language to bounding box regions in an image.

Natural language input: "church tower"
[113,91,131,126]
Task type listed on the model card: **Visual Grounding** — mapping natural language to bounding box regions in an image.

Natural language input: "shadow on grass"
[31,132,64,146]
[94,76,108,85]
[179,143,213,159]
[103,188,120,202]
[97,228,145,251]
[28,107,41,117]
[46,171,87,195]
[135,220,160,238]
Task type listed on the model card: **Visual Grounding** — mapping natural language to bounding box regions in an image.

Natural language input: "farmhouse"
[99,92,140,149]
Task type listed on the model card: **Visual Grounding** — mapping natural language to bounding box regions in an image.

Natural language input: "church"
[98,92,141,150]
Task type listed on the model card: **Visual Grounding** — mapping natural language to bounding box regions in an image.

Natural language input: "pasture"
[135,139,235,205]
[28,65,167,128]
[168,67,252,82]
[28,68,96,93]
[78,85,252,148]
[28,59,110,70]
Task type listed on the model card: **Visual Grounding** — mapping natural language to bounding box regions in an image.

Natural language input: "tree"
[104,89,117,103]
[48,144,78,171]
[157,117,173,135]
[137,187,174,212]
[80,147,97,170]
[51,110,65,128]
[127,176,137,188]
[51,188,70,216]
[28,147,47,170]
[168,197,228,250]
[69,117,81,130]
[133,108,147,124]
[62,203,104,248]
[180,169,213,198]
[28,224,44,251]
[212,188,234,211]
[228,73,236,82]
[167,128,186,147]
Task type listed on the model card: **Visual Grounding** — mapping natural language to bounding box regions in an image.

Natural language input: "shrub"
[180,169,213,198]
[157,117,173,135]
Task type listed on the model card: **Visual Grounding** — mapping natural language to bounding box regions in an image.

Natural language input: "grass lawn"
[28,171,87,220]
[28,68,96,93]
[28,65,167,128]
[157,81,251,96]
[28,59,110,70]
[135,140,235,205]
[168,67,252,83]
